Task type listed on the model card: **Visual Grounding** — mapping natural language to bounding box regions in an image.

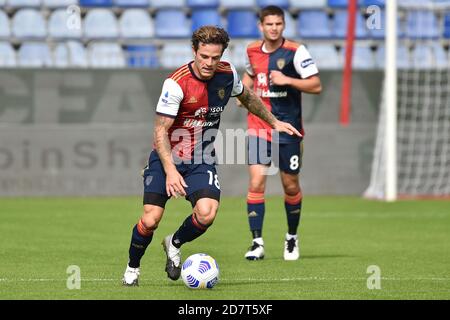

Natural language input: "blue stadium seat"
[7,0,41,7]
[289,0,327,9]
[43,0,77,7]
[88,42,126,68]
[12,9,47,39]
[84,9,119,39]
[405,11,439,39]
[0,10,10,38]
[256,0,289,9]
[54,41,88,67]
[297,10,332,38]
[412,44,448,69]
[362,0,385,6]
[342,44,376,69]
[368,10,403,39]
[114,0,149,7]
[18,42,53,67]
[328,0,350,7]
[119,9,154,39]
[220,0,255,8]
[160,42,193,68]
[227,10,259,38]
[48,9,82,39]
[0,42,16,67]
[150,0,185,8]
[125,45,159,68]
[155,9,191,38]
[79,0,114,7]
[306,44,341,69]
[375,44,410,69]
[191,9,222,32]
[187,0,219,8]
[444,13,450,38]
[283,11,296,39]
[332,10,368,39]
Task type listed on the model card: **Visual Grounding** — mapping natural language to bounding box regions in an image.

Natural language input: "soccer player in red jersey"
[122,26,301,286]
[242,6,322,261]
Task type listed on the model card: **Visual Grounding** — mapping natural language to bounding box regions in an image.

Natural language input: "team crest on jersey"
[276,58,286,69]
[217,88,225,100]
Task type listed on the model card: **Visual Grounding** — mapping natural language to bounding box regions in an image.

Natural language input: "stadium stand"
[0,42,17,67]
[18,42,53,67]
[0,0,448,68]
[87,42,126,67]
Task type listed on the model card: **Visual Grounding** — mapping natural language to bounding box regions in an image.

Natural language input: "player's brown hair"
[259,5,285,23]
[191,26,230,53]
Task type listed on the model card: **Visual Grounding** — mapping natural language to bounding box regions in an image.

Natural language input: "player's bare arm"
[153,114,188,198]
[270,71,322,94]
[237,85,302,137]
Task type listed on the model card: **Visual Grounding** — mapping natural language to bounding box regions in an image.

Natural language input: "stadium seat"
[12,9,47,39]
[119,9,154,39]
[219,0,255,8]
[7,0,41,7]
[191,9,222,32]
[114,0,149,7]
[48,9,83,39]
[306,43,341,69]
[444,13,450,38]
[375,44,410,69]
[125,45,159,68]
[283,11,296,39]
[328,0,363,8]
[84,9,119,39]
[160,42,193,68]
[0,42,17,67]
[256,0,289,9]
[289,0,327,9]
[187,0,219,8]
[43,0,77,7]
[226,41,247,68]
[332,10,368,39]
[342,44,376,69]
[54,41,88,67]
[297,10,332,39]
[0,10,10,38]
[79,0,114,6]
[88,42,126,68]
[405,11,440,39]
[368,10,404,39]
[155,10,191,38]
[226,10,259,38]
[18,42,53,67]
[362,0,385,6]
[412,44,449,69]
[150,0,185,8]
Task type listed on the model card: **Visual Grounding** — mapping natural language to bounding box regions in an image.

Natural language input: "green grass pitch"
[0,196,449,300]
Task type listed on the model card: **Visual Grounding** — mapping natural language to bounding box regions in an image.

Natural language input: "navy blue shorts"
[142,151,221,207]
[247,136,303,174]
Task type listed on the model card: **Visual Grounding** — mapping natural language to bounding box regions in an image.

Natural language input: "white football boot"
[284,235,300,261]
[162,234,181,280]
[245,238,265,260]
[122,265,140,286]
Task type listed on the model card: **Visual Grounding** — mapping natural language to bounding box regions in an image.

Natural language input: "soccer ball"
[181,253,219,289]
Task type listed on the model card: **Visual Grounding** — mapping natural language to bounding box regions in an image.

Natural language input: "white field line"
[0,277,449,282]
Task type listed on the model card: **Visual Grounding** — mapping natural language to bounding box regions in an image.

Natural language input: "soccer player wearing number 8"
[122,26,302,286]
[241,6,322,261]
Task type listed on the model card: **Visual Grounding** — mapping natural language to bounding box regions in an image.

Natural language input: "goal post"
[364,0,450,201]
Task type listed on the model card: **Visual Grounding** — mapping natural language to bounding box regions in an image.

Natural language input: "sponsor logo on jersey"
[194,107,207,118]
[183,118,220,128]
[301,58,314,68]
[257,73,268,86]
[277,58,286,69]
[256,89,288,98]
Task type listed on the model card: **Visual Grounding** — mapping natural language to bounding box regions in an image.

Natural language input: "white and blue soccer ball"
[181,253,219,289]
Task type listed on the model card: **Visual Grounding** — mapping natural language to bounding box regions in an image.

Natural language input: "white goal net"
[365,0,450,199]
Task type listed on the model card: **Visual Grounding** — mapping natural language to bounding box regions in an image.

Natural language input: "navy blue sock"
[172,214,209,248]
[247,191,265,239]
[128,221,154,268]
[285,192,302,235]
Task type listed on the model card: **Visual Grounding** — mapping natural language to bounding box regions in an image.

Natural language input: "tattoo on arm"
[237,86,277,127]
[153,115,176,171]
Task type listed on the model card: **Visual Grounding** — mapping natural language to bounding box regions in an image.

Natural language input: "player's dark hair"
[259,5,285,23]
[191,26,230,53]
